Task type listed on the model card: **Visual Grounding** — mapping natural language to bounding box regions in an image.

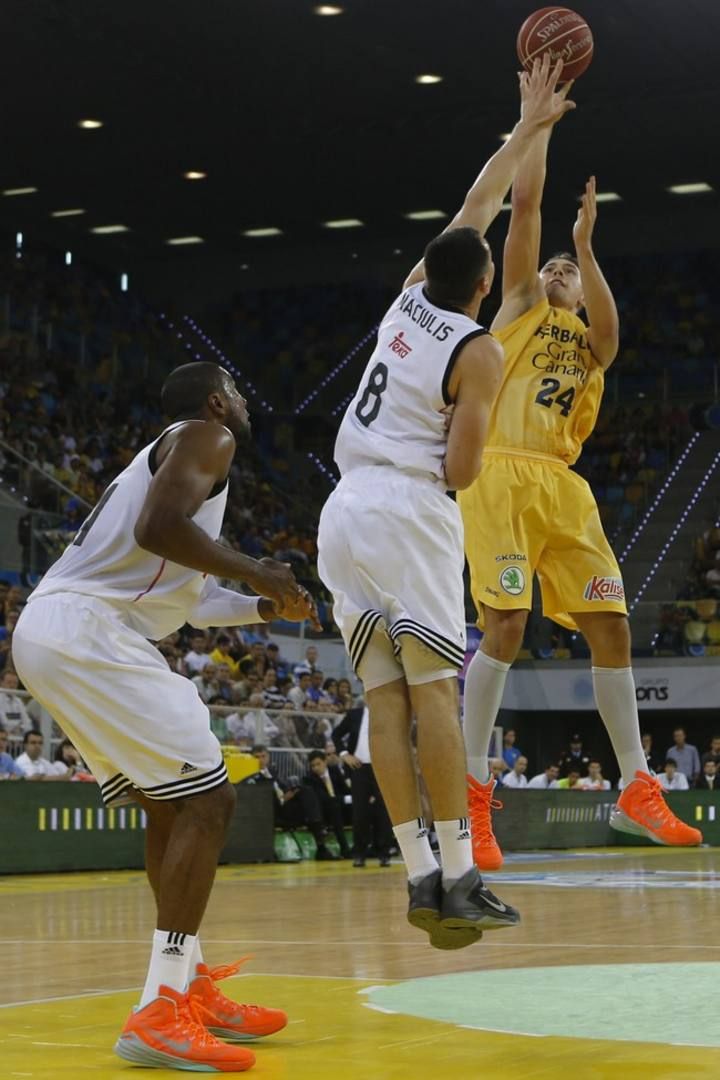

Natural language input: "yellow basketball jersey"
[487,298,604,464]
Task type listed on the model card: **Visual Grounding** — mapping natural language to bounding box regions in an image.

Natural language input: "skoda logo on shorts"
[500,566,525,595]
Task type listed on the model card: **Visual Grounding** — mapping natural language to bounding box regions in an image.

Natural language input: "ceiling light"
[323,218,363,229]
[183,170,207,180]
[90,224,129,234]
[415,74,443,85]
[2,186,38,197]
[166,236,205,245]
[667,182,713,195]
[242,227,283,237]
[77,119,103,129]
[313,4,343,13]
[404,209,447,221]
[577,191,622,203]
[51,208,86,218]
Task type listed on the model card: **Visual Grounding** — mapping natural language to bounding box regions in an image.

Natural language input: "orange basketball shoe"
[467,774,504,871]
[114,984,256,1071]
[189,959,288,1041]
[611,770,703,846]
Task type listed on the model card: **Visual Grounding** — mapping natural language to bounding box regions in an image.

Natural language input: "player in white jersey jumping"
[13,362,317,1073]
[318,58,575,949]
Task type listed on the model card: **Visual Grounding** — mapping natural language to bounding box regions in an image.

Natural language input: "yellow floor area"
[1,850,719,1078]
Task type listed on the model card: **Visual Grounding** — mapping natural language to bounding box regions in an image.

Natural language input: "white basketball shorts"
[317,466,467,688]
[12,594,227,807]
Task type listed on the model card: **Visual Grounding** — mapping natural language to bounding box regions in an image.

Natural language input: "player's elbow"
[444,453,482,491]
[134,513,170,555]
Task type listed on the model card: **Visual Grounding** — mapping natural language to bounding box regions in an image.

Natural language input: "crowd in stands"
[490,726,720,792]
[654,513,720,655]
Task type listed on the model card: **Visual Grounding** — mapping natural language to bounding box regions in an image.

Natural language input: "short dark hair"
[543,251,579,269]
[309,750,326,764]
[424,227,491,307]
[673,727,686,735]
[23,730,42,746]
[665,757,678,767]
[161,362,229,420]
[251,744,268,754]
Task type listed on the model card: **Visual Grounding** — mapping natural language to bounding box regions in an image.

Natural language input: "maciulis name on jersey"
[398,292,456,342]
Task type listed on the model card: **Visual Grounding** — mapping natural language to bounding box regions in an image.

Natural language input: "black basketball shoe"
[440,867,521,932]
[407,869,483,951]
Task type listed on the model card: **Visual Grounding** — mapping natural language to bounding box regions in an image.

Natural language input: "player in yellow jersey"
[458,125,702,863]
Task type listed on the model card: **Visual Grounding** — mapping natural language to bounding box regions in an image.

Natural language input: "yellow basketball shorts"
[458,454,627,631]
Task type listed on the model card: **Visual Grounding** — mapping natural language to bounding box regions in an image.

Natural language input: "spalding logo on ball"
[517,7,594,81]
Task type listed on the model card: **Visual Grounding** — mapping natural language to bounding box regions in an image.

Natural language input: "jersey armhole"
[147,428,229,501]
[492,296,549,343]
[441,328,490,405]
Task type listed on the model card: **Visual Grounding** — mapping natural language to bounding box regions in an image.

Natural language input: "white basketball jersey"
[334,282,487,486]
[30,420,228,640]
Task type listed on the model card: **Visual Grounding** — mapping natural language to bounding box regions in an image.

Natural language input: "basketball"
[517,7,594,81]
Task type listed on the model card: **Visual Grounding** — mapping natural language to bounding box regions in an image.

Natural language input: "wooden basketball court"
[2,846,720,1078]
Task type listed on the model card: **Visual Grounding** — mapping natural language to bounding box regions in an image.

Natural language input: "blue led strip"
[331,392,354,418]
[294,325,380,416]
[307,452,338,487]
[618,433,699,565]
[157,313,273,413]
[630,448,720,614]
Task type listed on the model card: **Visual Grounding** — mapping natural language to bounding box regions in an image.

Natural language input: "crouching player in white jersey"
[318,58,575,949]
[12,362,318,1073]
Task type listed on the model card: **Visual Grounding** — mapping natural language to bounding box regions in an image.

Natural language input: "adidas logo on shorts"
[180,762,198,775]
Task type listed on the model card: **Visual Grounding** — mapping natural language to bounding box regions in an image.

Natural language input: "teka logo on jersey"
[583,576,625,602]
[495,553,528,562]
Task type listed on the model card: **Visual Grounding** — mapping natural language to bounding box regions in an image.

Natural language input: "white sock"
[139,929,196,1009]
[190,937,204,976]
[393,818,439,884]
[463,650,511,781]
[435,818,474,890]
[592,666,649,786]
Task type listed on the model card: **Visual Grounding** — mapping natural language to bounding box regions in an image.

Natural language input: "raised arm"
[443,334,504,491]
[404,56,575,289]
[573,177,619,369]
[134,423,299,606]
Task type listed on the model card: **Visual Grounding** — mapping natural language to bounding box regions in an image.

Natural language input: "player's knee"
[584,612,631,664]
[484,609,528,662]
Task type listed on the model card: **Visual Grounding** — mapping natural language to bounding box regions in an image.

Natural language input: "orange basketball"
[517,7,593,81]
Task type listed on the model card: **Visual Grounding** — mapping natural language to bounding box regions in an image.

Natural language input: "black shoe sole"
[441,911,520,933]
[408,907,483,950]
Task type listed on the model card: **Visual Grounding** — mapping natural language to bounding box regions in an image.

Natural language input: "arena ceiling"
[1,0,719,296]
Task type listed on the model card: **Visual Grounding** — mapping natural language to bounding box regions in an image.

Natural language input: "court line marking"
[1,938,719,949]
[0,973,388,1010]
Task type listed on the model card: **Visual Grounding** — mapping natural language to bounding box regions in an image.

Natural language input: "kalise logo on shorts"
[583,576,625,602]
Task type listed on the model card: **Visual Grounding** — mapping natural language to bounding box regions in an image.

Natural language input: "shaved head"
[161,362,230,420]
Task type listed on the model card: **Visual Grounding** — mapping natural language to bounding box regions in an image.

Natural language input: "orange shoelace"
[468,791,503,845]
[177,994,225,1048]
[637,774,675,821]
[205,956,263,1015]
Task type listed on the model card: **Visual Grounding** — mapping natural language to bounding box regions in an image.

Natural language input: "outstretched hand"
[573,176,598,249]
[519,54,576,130]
